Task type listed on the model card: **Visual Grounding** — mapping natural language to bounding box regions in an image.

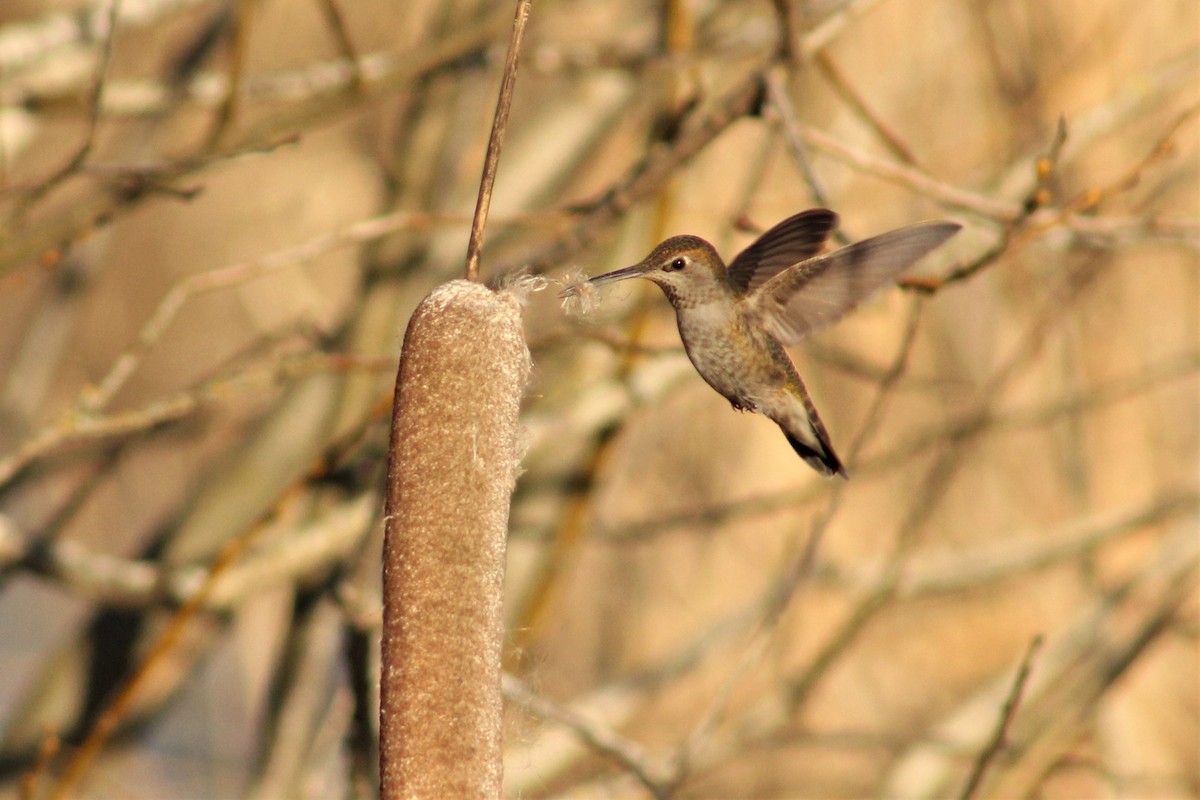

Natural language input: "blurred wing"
[749,221,961,345]
[726,209,840,295]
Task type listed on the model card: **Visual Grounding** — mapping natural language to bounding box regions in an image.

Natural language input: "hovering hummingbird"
[562,209,961,477]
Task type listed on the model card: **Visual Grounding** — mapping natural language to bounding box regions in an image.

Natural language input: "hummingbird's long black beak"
[559,264,647,298]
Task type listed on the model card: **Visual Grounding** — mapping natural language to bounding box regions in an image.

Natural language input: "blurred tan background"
[0,0,1196,797]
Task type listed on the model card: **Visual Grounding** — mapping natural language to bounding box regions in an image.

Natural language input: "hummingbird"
[562,209,962,477]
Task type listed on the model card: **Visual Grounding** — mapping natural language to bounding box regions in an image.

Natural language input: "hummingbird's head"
[561,235,727,308]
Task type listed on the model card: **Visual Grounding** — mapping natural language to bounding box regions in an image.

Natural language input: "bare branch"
[0,0,212,76]
[4,494,376,610]
[503,674,672,797]
[958,636,1044,800]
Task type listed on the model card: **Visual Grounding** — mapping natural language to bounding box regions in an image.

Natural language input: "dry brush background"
[0,0,1196,798]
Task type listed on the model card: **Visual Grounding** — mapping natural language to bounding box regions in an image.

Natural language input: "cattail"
[379,280,530,799]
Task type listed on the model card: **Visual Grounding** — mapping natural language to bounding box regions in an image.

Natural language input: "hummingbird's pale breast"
[675,297,834,470]
[673,298,788,411]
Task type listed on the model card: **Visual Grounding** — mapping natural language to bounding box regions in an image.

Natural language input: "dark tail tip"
[784,429,848,479]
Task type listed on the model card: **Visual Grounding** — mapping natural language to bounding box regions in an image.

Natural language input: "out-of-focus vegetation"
[0,0,1195,797]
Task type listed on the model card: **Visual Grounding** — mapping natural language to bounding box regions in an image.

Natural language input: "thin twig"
[14,0,121,215]
[843,299,926,468]
[502,674,671,798]
[314,0,366,93]
[1025,116,1070,213]
[799,116,1022,221]
[205,0,254,149]
[763,69,840,233]
[0,0,210,75]
[464,0,532,282]
[814,51,921,167]
[958,636,1044,800]
[798,0,887,57]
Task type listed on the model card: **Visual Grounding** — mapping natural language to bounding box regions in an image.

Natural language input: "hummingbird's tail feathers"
[782,427,847,478]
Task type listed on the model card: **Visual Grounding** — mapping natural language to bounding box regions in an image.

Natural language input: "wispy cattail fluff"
[558,267,600,317]
[379,280,530,799]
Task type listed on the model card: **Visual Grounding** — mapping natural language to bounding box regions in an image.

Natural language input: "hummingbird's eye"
[666,257,686,271]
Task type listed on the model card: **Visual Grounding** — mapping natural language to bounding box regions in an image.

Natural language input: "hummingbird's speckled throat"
[562,209,961,477]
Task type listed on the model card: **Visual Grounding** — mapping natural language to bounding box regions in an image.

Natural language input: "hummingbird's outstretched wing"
[749,221,961,346]
[726,209,840,294]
